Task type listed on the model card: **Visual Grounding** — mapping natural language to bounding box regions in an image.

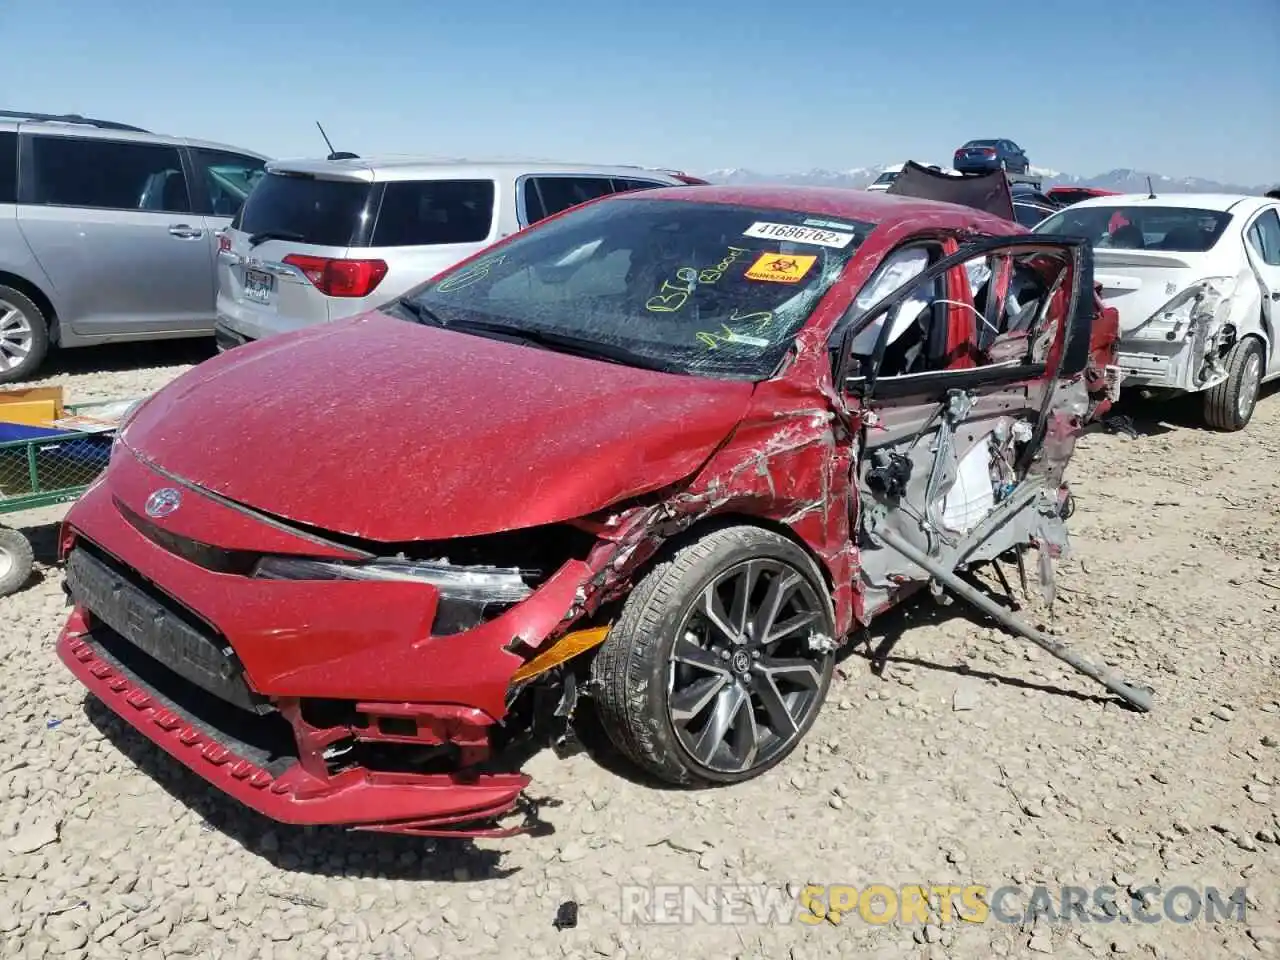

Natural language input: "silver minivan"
[0,111,268,381]
[214,159,696,348]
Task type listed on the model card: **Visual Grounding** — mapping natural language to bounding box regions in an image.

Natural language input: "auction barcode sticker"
[743,221,855,249]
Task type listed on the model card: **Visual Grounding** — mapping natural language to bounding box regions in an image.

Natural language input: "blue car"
[953,138,1030,175]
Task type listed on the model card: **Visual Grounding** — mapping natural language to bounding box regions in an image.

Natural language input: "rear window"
[371,179,494,247]
[963,140,998,148]
[0,132,15,203]
[1036,205,1233,253]
[236,172,372,247]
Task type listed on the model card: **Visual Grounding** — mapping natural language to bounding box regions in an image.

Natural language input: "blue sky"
[4,0,1277,184]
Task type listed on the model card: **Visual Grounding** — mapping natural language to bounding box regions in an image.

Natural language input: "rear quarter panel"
[1201,232,1267,352]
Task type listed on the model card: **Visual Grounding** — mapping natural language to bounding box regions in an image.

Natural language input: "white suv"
[214,159,700,348]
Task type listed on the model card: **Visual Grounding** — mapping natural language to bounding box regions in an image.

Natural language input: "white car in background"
[866,162,958,193]
[1037,193,1280,430]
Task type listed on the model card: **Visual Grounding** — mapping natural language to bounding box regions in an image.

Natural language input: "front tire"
[591,525,836,786]
[1204,338,1263,431]
[0,285,50,383]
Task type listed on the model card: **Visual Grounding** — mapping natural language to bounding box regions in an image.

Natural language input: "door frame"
[834,234,1093,398]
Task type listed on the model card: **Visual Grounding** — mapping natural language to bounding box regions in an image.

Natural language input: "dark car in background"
[954,139,1030,175]
[1011,184,1062,228]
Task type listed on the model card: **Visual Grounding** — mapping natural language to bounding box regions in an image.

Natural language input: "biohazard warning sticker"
[744,253,817,284]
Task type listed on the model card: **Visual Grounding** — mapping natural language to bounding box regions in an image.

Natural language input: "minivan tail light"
[282,255,388,298]
[217,231,232,253]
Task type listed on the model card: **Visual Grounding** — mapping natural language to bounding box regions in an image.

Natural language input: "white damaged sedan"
[1037,193,1280,430]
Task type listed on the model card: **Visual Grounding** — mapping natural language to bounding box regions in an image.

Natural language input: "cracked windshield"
[402,198,874,378]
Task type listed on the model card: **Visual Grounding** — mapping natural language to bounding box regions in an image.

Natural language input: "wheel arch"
[1245,308,1271,370]
[620,510,839,603]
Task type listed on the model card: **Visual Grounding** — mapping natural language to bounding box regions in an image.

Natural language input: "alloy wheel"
[0,300,35,374]
[666,558,830,775]
[1238,350,1262,422]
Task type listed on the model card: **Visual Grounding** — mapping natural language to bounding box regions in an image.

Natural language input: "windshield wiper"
[247,229,306,247]
[442,318,678,373]
[392,298,447,327]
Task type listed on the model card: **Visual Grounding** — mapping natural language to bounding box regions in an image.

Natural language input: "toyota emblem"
[144,487,182,518]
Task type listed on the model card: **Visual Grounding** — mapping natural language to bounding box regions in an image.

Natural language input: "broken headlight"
[1144,276,1235,341]
[253,556,534,636]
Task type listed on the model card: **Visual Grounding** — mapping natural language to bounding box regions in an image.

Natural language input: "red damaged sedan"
[57,184,1122,838]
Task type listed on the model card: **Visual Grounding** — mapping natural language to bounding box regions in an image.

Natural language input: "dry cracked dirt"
[1,342,1277,960]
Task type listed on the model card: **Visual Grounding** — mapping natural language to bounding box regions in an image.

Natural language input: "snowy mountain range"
[699,164,1276,196]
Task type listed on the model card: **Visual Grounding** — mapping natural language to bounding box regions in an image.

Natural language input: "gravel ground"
[1,341,1277,960]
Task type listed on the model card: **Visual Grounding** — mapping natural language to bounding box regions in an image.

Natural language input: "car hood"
[121,312,755,542]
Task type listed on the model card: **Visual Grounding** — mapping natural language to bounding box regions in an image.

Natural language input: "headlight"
[253,556,534,635]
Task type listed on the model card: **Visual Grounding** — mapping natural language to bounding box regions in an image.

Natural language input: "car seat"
[1156,226,1204,250]
[161,174,188,213]
[1108,224,1146,249]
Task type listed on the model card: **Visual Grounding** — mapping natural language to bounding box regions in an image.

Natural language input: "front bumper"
[54,449,590,837]
[58,611,532,836]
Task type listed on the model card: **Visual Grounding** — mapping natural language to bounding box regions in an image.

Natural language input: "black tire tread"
[1204,337,1263,432]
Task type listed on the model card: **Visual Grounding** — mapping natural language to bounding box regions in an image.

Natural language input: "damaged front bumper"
[54,454,606,838]
[58,610,536,837]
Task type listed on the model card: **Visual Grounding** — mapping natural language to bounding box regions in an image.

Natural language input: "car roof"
[1061,192,1271,214]
[263,156,687,183]
[0,118,267,159]
[622,183,1020,229]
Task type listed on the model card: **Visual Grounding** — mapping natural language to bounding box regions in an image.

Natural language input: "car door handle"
[1271,291,1280,301]
[168,224,204,239]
